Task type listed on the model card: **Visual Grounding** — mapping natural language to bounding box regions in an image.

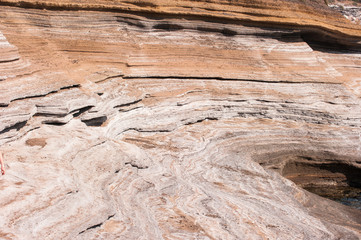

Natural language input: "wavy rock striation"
[0,0,361,239]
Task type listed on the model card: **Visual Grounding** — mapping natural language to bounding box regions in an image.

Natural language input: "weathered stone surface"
[0,1,361,239]
[329,0,361,24]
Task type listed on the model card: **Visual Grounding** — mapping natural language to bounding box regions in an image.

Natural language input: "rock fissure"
[9,84,81,103]
[113,99,143,108]
[125,162,149,170]
[94,74,124,84]
[122,76,343,84]
[120,128,173,134]
[0,57,20,64]
[78,214,116,235]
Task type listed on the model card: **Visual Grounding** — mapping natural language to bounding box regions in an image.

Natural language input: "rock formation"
[329,0,361,24]
[0,0,361,239]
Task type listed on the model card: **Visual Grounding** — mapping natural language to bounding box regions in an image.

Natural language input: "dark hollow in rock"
[81,116,107,127]
[153,23,184,31]
[43,121,67,126]
[281,159,361,208]
[72,106,93,118]
[300,30,360,53]
[0,121,28,134]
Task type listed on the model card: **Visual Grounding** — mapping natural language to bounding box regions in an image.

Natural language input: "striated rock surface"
[0,0,361,239]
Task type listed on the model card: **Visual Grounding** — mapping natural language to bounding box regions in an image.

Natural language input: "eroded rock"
[0,0,361,239]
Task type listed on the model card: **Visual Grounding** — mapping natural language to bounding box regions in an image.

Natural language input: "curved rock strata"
[0,1,361,239]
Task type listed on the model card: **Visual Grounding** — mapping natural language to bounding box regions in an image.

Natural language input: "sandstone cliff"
[0,0,361,239]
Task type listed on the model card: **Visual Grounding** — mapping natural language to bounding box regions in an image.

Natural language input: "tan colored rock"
[0,1,361,239]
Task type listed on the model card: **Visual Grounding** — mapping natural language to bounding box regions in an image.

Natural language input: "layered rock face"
[329,0,361,24]
[1,0,361,239]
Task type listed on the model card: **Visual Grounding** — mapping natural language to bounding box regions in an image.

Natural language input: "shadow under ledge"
[282,159,361,210]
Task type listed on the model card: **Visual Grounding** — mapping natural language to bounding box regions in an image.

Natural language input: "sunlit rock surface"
[0,0,361,239]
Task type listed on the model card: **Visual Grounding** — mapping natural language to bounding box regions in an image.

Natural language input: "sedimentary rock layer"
[0,1,361,239]
[1,0,361,40]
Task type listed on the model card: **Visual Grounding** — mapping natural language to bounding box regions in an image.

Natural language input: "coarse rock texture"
[329,0,361,24]
[0,0,361,239]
